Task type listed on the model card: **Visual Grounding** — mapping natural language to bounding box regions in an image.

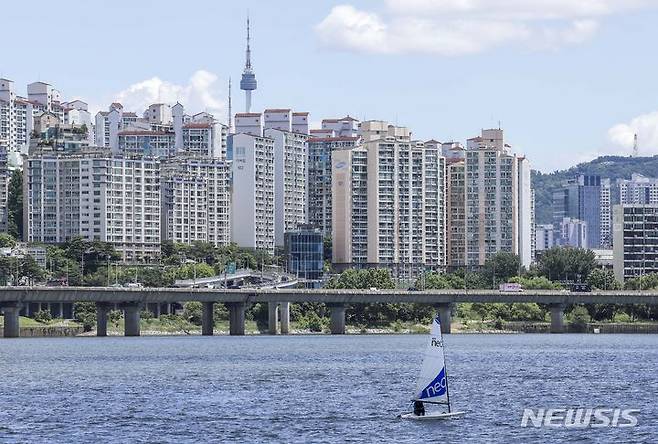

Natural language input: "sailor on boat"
[400,316,464,420]
[413,401,425,416]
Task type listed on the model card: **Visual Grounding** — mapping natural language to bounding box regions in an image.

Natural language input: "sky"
[4,0,658,172]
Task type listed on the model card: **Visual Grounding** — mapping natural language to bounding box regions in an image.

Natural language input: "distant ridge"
[532,155,658,225]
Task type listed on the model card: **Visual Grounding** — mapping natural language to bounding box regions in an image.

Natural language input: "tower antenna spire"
[240,13,257,113]
[633,133,639,157]
[228,77,232,133]
[246,14,252,70]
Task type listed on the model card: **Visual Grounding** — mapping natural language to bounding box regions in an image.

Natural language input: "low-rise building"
[536,224,555,251]
[613,204,658,282]
[284,224,324,280]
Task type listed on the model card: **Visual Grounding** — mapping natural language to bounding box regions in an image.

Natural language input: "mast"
[443,335,452,413]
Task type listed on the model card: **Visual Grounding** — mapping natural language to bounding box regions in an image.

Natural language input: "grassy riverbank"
[0,316,81,328]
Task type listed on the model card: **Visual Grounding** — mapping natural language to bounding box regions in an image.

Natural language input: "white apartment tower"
[161,157,232,246]
[332,121,447,275]
[455,128,533,268]
[161,174,208,245]
[24,152,161,261]
[231,133,275,253]
[264,128,308,246]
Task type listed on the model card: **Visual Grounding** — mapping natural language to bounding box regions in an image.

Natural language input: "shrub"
[569,306,591,332]
[34,310,52,323]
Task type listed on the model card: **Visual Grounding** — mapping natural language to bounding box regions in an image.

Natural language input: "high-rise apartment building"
[230,132,275,253]
[161,157,232,246]
[24,151,161,261]
[447,161,466,268]
[161,174,208,245]
[231,109,309,249]
[332,121,446,275]
[449,129,532,268]
[0,148,9,233]
[307,134,360,236]
[264,128,308,246]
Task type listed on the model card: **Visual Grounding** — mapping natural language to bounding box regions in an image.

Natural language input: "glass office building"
[284,225,324,280]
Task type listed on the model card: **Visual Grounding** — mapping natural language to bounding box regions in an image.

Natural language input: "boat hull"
[400,411,465,421]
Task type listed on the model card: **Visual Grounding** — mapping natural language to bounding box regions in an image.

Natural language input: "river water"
[0,334,656,443]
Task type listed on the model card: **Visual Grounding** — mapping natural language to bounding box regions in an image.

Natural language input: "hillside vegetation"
[532,155,658,224]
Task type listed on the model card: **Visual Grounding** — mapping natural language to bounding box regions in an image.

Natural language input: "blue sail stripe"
[418,367,447,400]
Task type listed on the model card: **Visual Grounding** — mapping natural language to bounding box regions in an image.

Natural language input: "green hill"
[532,155,658,224]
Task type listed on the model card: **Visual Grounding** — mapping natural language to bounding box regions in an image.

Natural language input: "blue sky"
[4,0,658,172]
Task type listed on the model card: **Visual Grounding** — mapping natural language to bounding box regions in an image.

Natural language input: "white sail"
[412,316,449,404]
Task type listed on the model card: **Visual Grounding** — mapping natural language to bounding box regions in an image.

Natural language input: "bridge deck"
[1,287,657,305]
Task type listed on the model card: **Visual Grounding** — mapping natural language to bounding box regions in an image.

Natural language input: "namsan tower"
[240,16,257,113]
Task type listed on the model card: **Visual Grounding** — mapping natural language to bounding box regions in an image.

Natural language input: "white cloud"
[112,70,226,117]
[316,1,656,55]
[385,0,652,20]
[608,111,658,155]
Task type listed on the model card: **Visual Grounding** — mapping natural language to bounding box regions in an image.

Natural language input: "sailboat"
[400,316,465,420]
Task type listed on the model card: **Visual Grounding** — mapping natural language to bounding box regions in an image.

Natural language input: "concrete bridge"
[1,287,658,337]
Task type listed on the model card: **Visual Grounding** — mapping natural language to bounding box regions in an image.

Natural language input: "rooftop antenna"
[228,77,232,133]
[633,133,639,157]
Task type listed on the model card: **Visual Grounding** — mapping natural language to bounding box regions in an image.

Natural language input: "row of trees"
[314,248,656,326]
[0,233,279,288]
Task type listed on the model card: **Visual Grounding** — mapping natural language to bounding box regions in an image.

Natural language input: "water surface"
[1,334,656,443]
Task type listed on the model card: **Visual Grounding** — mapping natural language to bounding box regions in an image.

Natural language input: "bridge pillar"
[96,302,112,337]
[268,302,279,335]
[280,302,290,335]
[2,303,21,338]
[436,303,452,334]
[228,302,246,336]
[202,302,214,336]
[550,303,565,334]
[329,303,346,335]
[123,304,141,337]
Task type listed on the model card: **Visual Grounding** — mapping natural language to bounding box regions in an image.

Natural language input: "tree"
[18,255,45,284]
[569,305,591,332]
[7,169,23,240]
[325,268,395,290]
[161,240,177,258]
[482,252,522,287]
[323,236,332,262]
[537,247,596,282]
[34,309,52,323]
[62,237,120,275]
[0,233,16,248]
[174,262,215,280]
[624,273,658,290]
[509,276,562,290]
[183,301,203,325]
[74,302,97,331]
[46,246,82,285]
[586,269,622,290]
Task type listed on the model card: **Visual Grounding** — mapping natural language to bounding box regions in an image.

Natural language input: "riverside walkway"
[1,287,657,337]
